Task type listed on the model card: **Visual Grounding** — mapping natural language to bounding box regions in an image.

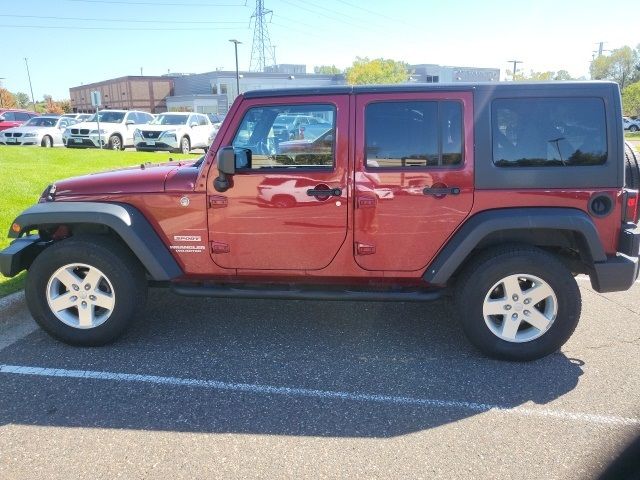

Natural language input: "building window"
[220,84,228,95]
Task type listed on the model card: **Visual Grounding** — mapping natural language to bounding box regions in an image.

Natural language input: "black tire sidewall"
[108,135,122,150]
[181,137,190,154]
[26,237,146,346]
[456,249,580,361]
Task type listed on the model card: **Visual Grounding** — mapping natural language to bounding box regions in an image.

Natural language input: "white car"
[64,109,154,150]
[134,112,214,154]
[62,113,93,122]
[0,116,77,147]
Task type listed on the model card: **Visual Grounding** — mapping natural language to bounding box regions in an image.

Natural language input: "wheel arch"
[423,208,607,285]
[7,202,183,281]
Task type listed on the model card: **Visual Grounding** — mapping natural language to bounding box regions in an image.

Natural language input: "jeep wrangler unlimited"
[2,82,639,361]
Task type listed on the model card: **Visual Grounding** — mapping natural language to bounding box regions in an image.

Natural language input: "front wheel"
[630,125,639,132]
[454,245,581,361]
[180,136,190,154]
[41,135,53,147]
[25,235,147,346]
[107,134,123,150]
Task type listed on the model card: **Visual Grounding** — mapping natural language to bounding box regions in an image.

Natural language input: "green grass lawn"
[0,146,197,297]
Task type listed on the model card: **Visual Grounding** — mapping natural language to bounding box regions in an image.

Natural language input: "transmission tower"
[249,0,276,72]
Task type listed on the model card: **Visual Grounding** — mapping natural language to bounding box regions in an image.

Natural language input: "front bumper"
[66,135,106,148]
[0,235,46,277]
[0,136,39,146]
[135,136,179,151]
[590,223,640,293]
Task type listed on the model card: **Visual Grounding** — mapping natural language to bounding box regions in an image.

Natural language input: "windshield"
[150,114,189,126]
[25,117,58,127]
[88,111,126,123]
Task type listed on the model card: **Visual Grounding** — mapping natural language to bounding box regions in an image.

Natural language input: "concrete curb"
[0,290,26,321]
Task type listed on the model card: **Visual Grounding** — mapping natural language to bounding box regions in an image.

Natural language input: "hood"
[138,124,188,132]
[2,126,51,135]
[53,161,193,196]
[70,121,120,130]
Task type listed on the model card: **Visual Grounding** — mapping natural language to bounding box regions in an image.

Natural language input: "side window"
[492,98,607,167]
[141,113,153,124]
[125,112,137,123]
[3,112,15,121]
[365,101,463,168]
[198,115,208,126]
[231,104,336,169]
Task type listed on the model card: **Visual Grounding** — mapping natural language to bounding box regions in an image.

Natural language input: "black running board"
[170,283,444,302]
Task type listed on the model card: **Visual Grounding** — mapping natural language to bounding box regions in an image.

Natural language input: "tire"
[624,141,640,189]
[454,245,581,361]
[25,235,147,346]
[630,125,639,132]
[41,135,53,148]
[107,134,123,151]
[180,136,190,154]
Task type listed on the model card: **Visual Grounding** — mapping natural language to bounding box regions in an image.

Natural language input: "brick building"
[69,76,174,113]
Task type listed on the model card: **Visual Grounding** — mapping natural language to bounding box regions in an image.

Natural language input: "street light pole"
[507,60,523,81]
[0,77,5,108]
[24,58,36,111]
[229,39,241,97]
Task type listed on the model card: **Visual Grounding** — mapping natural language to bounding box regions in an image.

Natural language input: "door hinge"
[208,195,228,208]
[355,242,376,255]
[210,241,230,254]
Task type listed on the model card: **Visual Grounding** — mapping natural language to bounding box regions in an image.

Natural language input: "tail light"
[623,189,639,224]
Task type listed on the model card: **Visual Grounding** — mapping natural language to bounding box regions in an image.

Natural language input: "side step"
[170,283,445,302]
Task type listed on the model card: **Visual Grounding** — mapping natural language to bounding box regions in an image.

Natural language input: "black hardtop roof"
[242,81,619,99]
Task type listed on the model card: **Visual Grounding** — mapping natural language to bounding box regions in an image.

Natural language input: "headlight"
[133,128,142,138]
[90,129,107,135]
[24,133,37,137]
[160,130,177,138]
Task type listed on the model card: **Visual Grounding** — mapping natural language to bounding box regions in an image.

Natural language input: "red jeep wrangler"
[2,82,639,361]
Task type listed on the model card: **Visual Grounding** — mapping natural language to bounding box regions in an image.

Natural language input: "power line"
[65,0,247,6]
[249,0,276,71]
[0,24,244,31]
[278,0,385,31]
[0,14,246,24]
[332,0,420,28]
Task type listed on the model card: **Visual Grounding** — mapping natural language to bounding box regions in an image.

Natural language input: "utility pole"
[24,58,36,112]
[140,67,143,76]
[507,60,523,81]
[0,77,5,108]
[249,0,276,72]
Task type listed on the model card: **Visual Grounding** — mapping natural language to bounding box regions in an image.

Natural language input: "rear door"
[353,91,474,271]
[206,95,349,270]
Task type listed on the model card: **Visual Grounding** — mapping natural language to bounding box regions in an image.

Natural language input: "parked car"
[62,113,92,122]
[3,82,640,362]
[64,109,154,150]
[134,112,213,153]
[271,114,329,141]
[0,116,76,147]
[0,109,39,132]
[623,116,640,132]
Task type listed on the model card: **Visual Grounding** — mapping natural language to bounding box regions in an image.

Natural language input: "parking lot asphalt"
[0,278,638,479]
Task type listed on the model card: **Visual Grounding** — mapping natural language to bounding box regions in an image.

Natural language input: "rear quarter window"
[492,97,607,167]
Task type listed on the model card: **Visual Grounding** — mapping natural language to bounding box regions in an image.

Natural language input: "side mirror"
[214,147,251,192]
[190,122,198,128]
[125,120,135,125]
[0,116,5,122]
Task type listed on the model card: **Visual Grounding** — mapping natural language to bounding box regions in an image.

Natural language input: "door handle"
[422,187,461,196]
[307,187,342,197]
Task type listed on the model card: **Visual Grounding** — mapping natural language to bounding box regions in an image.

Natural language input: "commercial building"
[409,64,500,83]
[69,76,174,113]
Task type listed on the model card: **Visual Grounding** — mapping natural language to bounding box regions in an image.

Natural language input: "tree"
[622,82,640,117]
[554,70,573,81]
[508,69,575,81]
[590,45,639,89]
[345,57,409,85]
[0,88,17,108]
[314,65,341,75]
[14,92,30,109]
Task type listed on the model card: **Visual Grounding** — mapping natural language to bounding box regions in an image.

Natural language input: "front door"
[207,96,349,270]
[353,92,474,271]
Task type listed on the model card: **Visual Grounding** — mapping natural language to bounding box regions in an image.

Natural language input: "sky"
[0,0,638,100]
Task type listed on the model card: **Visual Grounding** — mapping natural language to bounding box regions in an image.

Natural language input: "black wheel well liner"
[9,201,183,281]
[423,207,607,285]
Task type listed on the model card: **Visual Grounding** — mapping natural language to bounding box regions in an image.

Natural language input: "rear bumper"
[0,235,45,277]
[590,224,640,293]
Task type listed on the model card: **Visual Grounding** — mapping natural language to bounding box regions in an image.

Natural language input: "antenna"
[249,0,276,72]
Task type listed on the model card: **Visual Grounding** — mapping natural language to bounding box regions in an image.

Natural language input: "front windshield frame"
[88,111,126,123]
[150,114,190,126]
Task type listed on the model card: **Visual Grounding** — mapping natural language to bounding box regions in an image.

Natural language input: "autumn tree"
[314,65,341,75]
[0,88,17,108]
[345,57,409,85]
[590,45,639,89]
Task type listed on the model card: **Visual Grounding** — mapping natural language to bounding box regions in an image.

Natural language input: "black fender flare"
[423,207,607,284]
[8,201,183,281]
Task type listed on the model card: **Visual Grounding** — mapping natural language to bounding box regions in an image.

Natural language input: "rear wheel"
[630,125,639,132]
[25,235,147,346]
[455,245,581,361]
[41,135,53,147]
[180,136,191,154]
[108,134,123,150]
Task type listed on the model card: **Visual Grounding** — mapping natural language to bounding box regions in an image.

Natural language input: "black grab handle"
[307,188,342,197]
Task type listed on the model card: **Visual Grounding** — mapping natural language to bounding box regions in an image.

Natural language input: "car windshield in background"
[88,111,126,123]
[25,117,58,127]
[150,114,189,126]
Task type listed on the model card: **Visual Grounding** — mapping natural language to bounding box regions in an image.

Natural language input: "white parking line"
[1,364,637,428]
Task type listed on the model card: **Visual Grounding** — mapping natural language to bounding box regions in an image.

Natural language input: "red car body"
[0,109,38,131]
